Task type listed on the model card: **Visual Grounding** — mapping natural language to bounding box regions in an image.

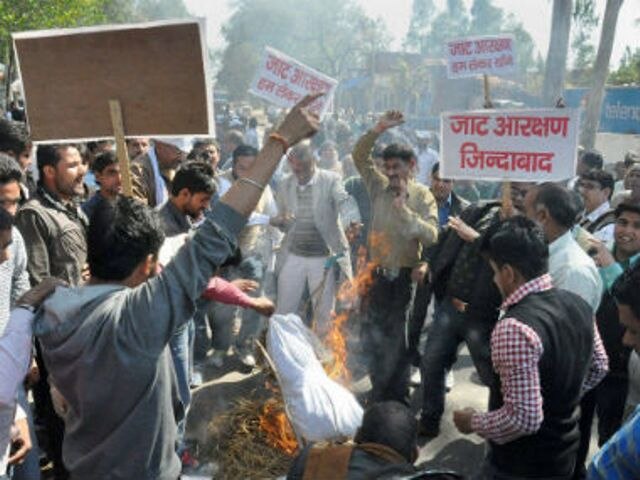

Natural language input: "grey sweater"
[34,202,246,480]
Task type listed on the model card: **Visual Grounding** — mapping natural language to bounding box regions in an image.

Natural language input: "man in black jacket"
[453,217,608,479]
[417,183,532,437]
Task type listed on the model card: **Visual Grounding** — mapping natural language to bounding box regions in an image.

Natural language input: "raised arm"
[352,110,404,197]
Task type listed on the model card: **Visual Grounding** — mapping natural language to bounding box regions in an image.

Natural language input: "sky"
[184,0,639,70]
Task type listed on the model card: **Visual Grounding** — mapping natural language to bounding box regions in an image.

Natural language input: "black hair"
[0,119,28,157]
[580,169,615,198]
[88,196,165,281]
[624,150,639,168]
[354,401,417,463]
[192,137,219,152]
[580,150,604,170]
[249,117,258,128]
[534,182,580,229]
[481,216,549,281]
[0,153,23,186]
[614,201,640,218]
[612,261,640,322]
[431,162,441,175]
[382,143,415,164]
[92,151,118,174]
[232,144,258,165]
[36,144,76,182]
[0,207,13,231]
[170,161,216,197]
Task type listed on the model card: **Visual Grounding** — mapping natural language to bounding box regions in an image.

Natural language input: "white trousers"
[276,253,336,337]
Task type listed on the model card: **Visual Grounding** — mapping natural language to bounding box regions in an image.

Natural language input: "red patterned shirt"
[471,273,609,444]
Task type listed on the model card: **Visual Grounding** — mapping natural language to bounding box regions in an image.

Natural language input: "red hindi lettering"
[548,117,569,138]
[450,115,490,136]
[459,142,484,169]
[265,54,291,80]
[256,77,276,94]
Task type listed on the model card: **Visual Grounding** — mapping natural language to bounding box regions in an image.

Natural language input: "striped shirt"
[289,184,329,257]
[0,228,30,335]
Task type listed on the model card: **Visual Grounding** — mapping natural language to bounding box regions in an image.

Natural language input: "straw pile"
[207,395,297,479]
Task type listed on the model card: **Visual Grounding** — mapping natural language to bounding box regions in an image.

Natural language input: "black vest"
[488,289,594,478]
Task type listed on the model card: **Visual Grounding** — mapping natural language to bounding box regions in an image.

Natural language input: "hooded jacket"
[34,202,246,480]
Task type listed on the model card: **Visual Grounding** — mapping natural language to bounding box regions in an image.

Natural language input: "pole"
[483,74,512,217]
[109,100,133,197]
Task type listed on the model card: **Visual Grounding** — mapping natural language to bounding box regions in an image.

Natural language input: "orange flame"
[258,399,298,456]
[325,233,393,383]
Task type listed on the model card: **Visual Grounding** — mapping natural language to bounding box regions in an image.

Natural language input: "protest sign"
[440,108,580,182]
[446,34,516,79]
[249,47,337,118]
[13,19,213,142]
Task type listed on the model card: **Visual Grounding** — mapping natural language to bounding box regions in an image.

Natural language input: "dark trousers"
[573,374,628,479]
[420,297,496,424]
[33,340,68,479]
[408,280,431,366]
[361,268,414,405]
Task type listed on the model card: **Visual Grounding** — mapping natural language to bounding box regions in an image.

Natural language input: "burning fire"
[325,233,392,383]
[259,398,298,456]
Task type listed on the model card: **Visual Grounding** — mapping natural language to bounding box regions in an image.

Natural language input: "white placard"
[446,34,516,79]
[440,108,580,182]
[249,46,337,119]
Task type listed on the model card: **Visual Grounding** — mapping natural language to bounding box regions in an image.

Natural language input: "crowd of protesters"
[0,93,639,480]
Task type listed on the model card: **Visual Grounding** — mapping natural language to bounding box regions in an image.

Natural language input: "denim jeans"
[169,319,195,448]
[420,297,496,424]
[11,388,41,480]
[211,255,266,351]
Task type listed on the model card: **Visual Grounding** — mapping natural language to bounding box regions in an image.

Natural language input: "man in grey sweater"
[32,94,321,480]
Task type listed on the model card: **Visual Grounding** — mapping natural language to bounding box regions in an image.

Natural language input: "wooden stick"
[482,74,511,215]
[109,100,133,197]
[255,340,305,450]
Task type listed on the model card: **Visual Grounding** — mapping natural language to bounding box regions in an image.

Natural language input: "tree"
[404,0,437,53]
[580,0,624,148]
[608,47,640,85]
[541,0,573,106]
[567,0,598,86]
[216,0,389,101]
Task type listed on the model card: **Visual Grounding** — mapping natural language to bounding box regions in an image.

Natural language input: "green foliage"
[216,0,390,101]
[609,47,640,85]
[404,0,437,52]
[569,0,599,84]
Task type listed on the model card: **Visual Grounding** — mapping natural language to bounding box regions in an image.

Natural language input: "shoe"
[445,370,455,392]
[410,367,421,387]
[207,350,225,368]
[190,369,203,388]
[418,418,440,438]
[239,352,256,367]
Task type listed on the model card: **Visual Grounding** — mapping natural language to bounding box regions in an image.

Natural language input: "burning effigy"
[205,313,363,479]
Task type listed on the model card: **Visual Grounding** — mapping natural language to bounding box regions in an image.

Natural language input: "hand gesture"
[16,277,66,310]
[448,216,480,243]
[411,263,429,284]
[453,407,476,435]
[231,279,259,293]
[373,110,404,134]
[276,93,323,147]
[345,221,363,244]
[587,238,615,268]
[250,296,275,317]
[8,417,32,465]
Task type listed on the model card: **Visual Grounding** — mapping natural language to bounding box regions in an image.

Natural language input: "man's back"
[34,201,247,479]
[34,284,181,480]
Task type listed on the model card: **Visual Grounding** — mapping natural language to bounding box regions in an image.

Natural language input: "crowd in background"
[0,95,639,480]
